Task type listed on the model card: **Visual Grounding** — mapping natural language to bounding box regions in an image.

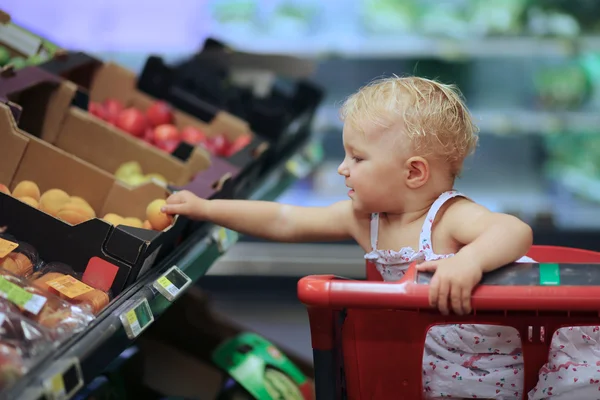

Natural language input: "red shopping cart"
[298,246,600,400]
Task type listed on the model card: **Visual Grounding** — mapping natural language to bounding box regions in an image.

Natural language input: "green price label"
[539,263,560,286]
[0,277,46,314]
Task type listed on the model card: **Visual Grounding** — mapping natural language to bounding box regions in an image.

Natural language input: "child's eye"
[352,156,363,162]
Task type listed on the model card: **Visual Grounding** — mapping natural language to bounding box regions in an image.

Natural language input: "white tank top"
[364,190,535,282]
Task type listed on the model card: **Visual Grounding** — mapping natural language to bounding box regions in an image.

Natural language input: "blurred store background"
[5,0,600,361]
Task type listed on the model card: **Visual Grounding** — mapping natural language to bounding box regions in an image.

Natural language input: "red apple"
[181,126,206,145]
[103,99,124,124]
[143,127,155,144]
[210,134,230,157]
[153,124,180,143]
[156,139,180,153]
[146,101,174,127]
[88,102,107,120]
[115,108,148,137]
[225,134,252,156]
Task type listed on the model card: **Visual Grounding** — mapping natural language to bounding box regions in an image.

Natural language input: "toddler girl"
[161,76,554,399]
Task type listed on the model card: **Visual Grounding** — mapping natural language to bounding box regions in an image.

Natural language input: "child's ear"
[404,156,429,188]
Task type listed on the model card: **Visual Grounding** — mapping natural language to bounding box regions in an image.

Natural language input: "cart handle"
[298,263,600,312]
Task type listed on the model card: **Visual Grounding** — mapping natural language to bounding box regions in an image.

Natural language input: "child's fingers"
[416,261,438,272]
[462,286,472,315]
[428,274,439,309]
[450,284,463,315]
[436,279,451,316]
[166,193,186,204]
[161,203,185,215]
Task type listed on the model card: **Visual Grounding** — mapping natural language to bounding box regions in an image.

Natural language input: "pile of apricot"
[0,181,173,231]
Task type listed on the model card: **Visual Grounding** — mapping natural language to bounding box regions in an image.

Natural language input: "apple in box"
[146,101,174,127]
[181,126,206,145]
[116,108,148,137]
[153,124,181,153]
[86,98,253,157]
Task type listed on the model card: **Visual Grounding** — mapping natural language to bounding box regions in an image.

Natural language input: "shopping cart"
[298,245,600,400]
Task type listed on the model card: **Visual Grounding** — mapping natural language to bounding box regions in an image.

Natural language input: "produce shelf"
[1,135,323,400]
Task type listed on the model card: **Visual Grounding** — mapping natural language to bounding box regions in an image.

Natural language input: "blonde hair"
[340,75,479,176]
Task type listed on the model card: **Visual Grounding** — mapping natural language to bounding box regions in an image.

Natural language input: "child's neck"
[382,185,453,225]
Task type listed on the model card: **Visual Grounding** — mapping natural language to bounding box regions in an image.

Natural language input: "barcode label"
[24,293,47,315]
[129,319,142,337]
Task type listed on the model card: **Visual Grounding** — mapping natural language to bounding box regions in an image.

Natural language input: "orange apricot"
[0,184,10,196]
[146,199,173,231]
[122,217,143,228]
[102,213,124,226]
[56,202,95,225]
[13,181,40,201]
[142,220,153,230]
[17,196,39,208]
[39,189,70,217]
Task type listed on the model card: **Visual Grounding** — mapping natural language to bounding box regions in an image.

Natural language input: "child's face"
[337,125,409,213]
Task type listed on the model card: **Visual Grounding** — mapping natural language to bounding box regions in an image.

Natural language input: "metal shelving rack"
[2,136,324,400]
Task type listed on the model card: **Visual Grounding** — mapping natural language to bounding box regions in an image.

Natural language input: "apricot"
[61,200,96,217]
[13,181,40,201]
[0,257,20,275]
[39,189,70,217]
[16,196,39,209]
[142,220,152,230]
[69,197,95,212]
[102,213,124,226]
[146,199,173,231]
[0,184,10,195]
[72,289,110,315]
[56,202,96,225]
[122,217,143,228]
[32,272,65,293]
[9,253,33,277]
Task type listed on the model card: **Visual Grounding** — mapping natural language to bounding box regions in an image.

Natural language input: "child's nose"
[337,161,349,176]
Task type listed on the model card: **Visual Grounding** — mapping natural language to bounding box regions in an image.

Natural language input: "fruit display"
[29,264,111,316]
[88,98,252,157]
[0,180,173,232]
[0,236,110,316]
[115,161,167,187]
[0,267,94,341]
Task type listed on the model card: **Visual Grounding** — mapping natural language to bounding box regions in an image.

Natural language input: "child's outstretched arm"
[161,190,355,242]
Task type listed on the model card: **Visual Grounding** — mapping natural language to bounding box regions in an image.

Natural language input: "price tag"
[42,358,83,400]
[285,155,311,179]
[0,238,19,258]
[0,24,42,56]
[45,275,94,299]
[152,266,192,302]
[0,276,47,314]
[119,298,154,339]
[213,227,239,253]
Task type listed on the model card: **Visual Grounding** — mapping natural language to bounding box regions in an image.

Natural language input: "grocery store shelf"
[213,34,600,59]
[314,105,600,135]
[3,138,322,400]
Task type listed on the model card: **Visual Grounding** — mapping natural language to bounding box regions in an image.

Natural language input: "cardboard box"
[0,10,60,69]
[0,65,242,200]
[39,52,269,197]
[0,98,185,295]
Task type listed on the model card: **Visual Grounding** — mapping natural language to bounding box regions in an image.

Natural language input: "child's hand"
[416,256,482,316]
[161,190,207,219]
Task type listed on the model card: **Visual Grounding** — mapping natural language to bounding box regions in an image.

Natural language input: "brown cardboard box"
[40,53,270,198]
[0,66,217,188]
[0,99,185,295]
